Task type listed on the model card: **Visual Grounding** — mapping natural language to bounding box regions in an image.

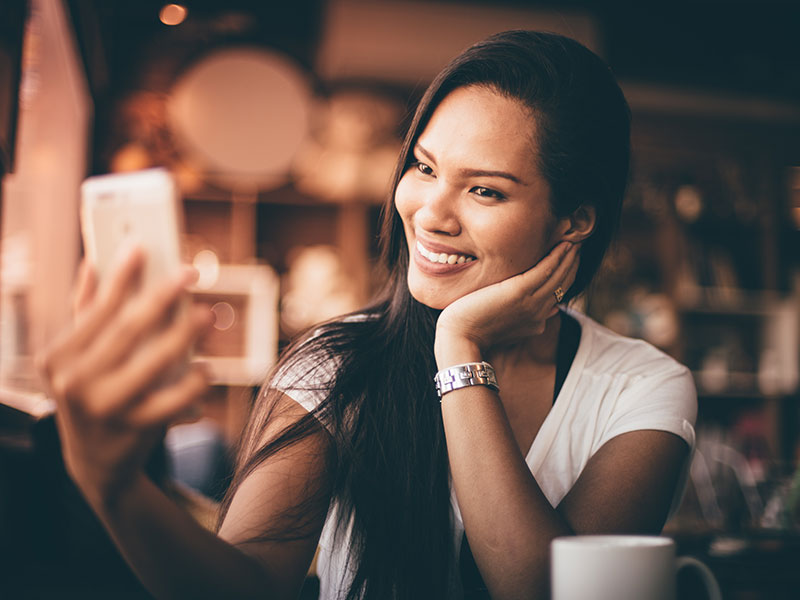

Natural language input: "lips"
[412,239,477,276]
[416,240,475,265]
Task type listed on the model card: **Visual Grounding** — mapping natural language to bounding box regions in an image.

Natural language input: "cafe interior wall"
[2,0,800,536]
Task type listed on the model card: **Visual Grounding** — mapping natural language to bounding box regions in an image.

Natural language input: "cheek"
[484,217,553,270]
[394,173,416,225]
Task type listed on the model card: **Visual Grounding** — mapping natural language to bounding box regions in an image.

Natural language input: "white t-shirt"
[276,309,697,599]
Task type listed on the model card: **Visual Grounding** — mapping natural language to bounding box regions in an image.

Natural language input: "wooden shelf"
[692,371,792,399]
[677,291,787,317]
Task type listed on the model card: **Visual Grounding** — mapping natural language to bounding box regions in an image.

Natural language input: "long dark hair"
[217,30,631,599]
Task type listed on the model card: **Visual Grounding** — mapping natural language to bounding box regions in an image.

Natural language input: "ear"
[556,205,596,243]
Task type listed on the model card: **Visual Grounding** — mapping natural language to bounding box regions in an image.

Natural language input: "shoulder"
[564,309,697,451]
[568,308,691,383]
[566,308,696,427]
[271,312,378,412]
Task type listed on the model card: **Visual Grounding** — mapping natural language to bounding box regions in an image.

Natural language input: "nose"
[415,184,461,237]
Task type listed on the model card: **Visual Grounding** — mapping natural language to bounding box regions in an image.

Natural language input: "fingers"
[544,255,580,318]
[127,362,210,426]
[535,241,573,281]
[84,304,212,417]
[81,247,147,330]
[76,268,200,379]
[561,251,580,294]
[550,247,580,299]
[41,250,210,432]
[42,248,146,375]
[72,259,98,317]
[516,241,578,299]
[44,303,211,466]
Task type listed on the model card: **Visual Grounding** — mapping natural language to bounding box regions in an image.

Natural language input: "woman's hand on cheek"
[37,249,213,508]
[434,241,579,366]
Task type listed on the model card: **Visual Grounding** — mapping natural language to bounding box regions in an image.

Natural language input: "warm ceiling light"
[160,4,188,26]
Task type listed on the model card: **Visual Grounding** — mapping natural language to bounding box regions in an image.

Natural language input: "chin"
[415,296,449,311]
[408,287,443,310]
[407,279,463,311]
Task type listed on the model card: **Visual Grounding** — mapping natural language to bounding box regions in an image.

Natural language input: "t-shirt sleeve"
[601,363,697,450]
[600,362,698,519]
[271,346,339,414]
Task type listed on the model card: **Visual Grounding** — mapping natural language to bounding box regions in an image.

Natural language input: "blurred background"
[1,0,799,597]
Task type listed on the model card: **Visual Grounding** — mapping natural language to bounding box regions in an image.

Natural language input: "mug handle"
[676,556,722,600]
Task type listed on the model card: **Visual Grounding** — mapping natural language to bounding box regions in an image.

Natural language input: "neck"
[487,311,562,373]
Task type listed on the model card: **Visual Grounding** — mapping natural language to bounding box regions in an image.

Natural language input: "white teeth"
[416,240,473,265]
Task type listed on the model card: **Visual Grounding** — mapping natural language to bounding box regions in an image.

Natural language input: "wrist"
[77,469,146,517]
[434,361,499,399]
[434,325,483,370]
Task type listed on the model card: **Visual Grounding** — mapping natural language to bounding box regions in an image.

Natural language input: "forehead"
[417,85,539,174]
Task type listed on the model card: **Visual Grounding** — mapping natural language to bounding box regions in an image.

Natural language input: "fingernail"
[124,242,144,259]
[113,243,142,269]
[181,265,199,285]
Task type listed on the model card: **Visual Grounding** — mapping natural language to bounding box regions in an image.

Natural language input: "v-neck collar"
[524,307,591,468]
[553,310,581,404]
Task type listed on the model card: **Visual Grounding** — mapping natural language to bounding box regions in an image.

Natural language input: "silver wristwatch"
[434,361,499,398]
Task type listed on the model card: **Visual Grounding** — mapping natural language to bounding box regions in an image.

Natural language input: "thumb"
[72,259,98,318]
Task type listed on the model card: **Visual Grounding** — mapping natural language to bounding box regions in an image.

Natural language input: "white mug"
[551,535,721,600]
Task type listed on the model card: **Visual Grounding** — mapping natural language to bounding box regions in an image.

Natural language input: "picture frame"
[190,263,279,386]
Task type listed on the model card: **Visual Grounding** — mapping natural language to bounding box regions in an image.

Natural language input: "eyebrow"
[415,143,529,186]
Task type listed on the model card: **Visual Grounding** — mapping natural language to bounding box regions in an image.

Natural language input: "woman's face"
[395,85,570,310]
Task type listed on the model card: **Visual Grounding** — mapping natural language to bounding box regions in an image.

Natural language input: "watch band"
[434,361,499,399]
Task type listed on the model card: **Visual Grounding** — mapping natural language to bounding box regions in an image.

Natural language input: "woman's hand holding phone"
[37,248,213,508]
[434,241,580,367]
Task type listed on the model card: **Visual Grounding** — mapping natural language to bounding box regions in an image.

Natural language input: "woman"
[40,31,696,599]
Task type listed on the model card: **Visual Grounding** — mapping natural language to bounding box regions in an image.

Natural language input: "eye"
[470,186,505,200]
[410,161,435,177]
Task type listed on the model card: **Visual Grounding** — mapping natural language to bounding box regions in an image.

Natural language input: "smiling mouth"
[416,240,476,265]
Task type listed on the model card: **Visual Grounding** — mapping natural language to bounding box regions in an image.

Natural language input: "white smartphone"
[80,168,192,384]
[80,167,184,290]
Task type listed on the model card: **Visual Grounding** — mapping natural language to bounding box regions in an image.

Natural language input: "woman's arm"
[440,382,687,599]
[39,249,330,599]
[435,242,689,599]
[88,398,331,600]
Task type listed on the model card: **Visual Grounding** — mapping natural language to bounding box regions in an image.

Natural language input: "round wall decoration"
[167,46,311,191]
